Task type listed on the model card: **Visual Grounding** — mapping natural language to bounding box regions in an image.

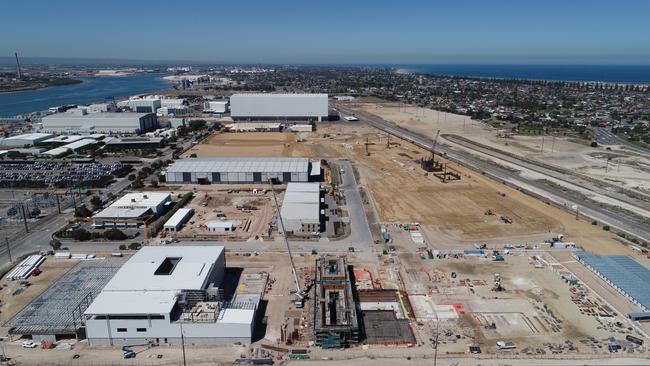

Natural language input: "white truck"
[496,341,516,350]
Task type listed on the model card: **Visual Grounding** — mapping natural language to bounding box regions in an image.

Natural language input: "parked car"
[22,340,38,348]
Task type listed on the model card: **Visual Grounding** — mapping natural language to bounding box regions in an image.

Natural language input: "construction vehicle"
[484,209,494,216]
[500,216,513,224]
[496,341,516,350]
[269,180,307,308]
[492,273,505,291]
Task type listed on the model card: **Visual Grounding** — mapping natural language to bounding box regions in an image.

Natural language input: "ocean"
[399,64,650,84]
[0,73,172,118]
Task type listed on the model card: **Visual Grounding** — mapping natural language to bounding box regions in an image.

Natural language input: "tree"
[103,228,128,241]
[90,195,103,210]
[590,141,598,147]
[50,239,62,250]
[188,119,207,131]
[128,174,137,181]
[128,242,142,250]
[150,180,159,188]
[70,228,92,241]
[119,244,127,250]
[131,179,144,189]
[74,204,92,218]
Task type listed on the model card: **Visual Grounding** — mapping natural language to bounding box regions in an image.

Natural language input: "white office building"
[117,98,161,113]
[203,100,229,114]
[280,182,323,234]
[84,246,260,345]
[41,110,157,134]
[93,192,171,228]
[230,93,328,122]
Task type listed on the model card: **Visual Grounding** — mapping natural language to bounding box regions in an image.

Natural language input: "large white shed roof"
[166,157,309,173]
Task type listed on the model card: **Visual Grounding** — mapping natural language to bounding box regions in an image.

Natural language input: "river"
[0,73,172,118]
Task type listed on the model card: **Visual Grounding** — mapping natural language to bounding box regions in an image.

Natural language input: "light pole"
[180,322,187,366]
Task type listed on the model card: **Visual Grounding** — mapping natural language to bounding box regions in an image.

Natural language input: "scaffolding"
[4,261,122,338]
[312,256,360,348]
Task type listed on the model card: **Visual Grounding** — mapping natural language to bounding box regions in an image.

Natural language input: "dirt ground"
[160,188,277,241]
[183,132,303,158]
[182,124,634,255]
[341,99,650,193]
[0,259,79,328]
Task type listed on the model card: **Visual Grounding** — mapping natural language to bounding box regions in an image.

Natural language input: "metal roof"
[93,206,151,219]
[164,208,193,228]
[574,252,650,311]
[102,246,224,292]
[281,182,320,221]
[113,192,170,209]
[166,157,309,173]
[85,290,177,315]
[62,138,97,150]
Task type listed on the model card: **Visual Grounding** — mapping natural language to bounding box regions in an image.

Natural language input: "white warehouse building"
[165,157,315,184]
[41,110,157,134]
[84,246,260,345]
[280,183,323,234]
[0,133,55,148]
[230,93,328,122]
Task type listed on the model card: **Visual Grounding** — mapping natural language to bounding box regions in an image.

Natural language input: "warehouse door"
[253,172,262,182]
[182,172,192,182]
[282,172,292,182]
[212,172,221,183]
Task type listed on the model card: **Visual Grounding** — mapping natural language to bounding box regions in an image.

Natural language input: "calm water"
[0,73,172,117]
[400,64,650,84]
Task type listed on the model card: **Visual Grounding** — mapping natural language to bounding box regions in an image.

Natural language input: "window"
[137,328,147,332]
[117,328,127,332]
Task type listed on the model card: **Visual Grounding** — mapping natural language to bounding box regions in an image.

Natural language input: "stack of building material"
[6,255,45,280]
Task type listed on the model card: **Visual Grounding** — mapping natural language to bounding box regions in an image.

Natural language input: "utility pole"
[180,323,187,366]
[540,136,545,152]
[5,237,12,263]
[56,194,61,214]
[20,204,28,233]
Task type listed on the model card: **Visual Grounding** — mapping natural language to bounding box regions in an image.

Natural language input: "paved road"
[443,134,650,213]
[590,127,650,154]
[0,141,193,267]
[337,105,650,242]
[50,159,377,258]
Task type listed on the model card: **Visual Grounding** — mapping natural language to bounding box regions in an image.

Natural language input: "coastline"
[0,73,172,118]
[392,64,650,85]
[0,78,83,94]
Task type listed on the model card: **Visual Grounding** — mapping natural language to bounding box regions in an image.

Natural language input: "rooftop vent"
[154,257,182,276]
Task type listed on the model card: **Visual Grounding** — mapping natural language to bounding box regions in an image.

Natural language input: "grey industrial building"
[84,246,261,345]
[165,157,315,184]
[104,137,165,151]
[230,93,328,122]
[41,111,157,134]
[281,183,323,234]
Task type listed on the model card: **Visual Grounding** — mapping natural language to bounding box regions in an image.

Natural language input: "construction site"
[2,107,650,364]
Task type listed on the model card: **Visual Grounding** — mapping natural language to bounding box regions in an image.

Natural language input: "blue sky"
[1,0,649,64]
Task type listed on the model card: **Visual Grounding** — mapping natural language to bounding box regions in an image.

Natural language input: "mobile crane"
[269,179,306,308]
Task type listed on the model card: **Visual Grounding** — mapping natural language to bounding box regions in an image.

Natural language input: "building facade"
[230,93,328,122]
[84,246,259,345]
[165,157,313,184]
[41,111,157,134]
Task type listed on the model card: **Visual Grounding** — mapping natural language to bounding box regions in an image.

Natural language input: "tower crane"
[269,179,306,307]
